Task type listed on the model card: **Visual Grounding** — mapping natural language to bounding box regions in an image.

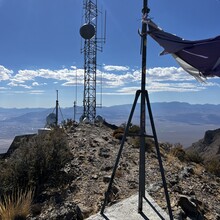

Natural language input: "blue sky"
[1,0,220,108]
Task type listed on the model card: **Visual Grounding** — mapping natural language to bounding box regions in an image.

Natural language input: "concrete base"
[86,191,171,220]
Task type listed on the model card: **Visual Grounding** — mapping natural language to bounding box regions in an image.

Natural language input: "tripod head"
[142,4,150,14]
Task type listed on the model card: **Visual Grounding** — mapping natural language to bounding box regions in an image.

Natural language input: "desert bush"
[131,137,140,148]
[113,124,141,140]
[0,187,34,220]
[62,118,75,129]
[169,145,186,162]
[131,137,155,152]
[0,128,72,195]
[129,125,141,134]
[205,159,220,177]
[186,151,204,164]
[113,127,124,140]
[145,138,156,153]
[113,133,124,140]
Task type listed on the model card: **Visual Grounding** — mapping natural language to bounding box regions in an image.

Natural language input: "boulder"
[178,195,204,220]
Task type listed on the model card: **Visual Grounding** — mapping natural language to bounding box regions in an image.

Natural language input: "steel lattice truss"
[81,0,98,122]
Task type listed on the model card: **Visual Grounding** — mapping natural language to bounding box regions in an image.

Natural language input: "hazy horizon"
[1,101,220,153]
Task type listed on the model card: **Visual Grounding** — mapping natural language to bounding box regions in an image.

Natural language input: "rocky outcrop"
[187,128,220,162]
[23,123,220,219]
[177,195,204,220]
[2,134,36,158]
[36,201,83,220]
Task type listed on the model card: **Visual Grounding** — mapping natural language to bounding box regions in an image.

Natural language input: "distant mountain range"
[1,102,220,153]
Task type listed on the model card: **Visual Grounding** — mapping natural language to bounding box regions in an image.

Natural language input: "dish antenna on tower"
[80,23,95,39]
[80,0,106,123]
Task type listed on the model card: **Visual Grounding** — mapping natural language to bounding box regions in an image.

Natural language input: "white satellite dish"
[95,115,104,123]
[46,113,56,126]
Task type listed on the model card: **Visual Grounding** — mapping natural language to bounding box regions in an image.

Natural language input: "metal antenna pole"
[138,0,148,212]
[74,69,77,122]
[141,1,173,217]
[55,90,58,126]
[101,0,173,219]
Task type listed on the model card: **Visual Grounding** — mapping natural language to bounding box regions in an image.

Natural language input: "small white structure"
[38,128,51,135]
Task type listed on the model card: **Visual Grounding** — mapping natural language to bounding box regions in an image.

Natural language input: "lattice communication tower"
[80,0,106,123]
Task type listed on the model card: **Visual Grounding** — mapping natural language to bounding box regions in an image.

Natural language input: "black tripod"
[100,1,173,219]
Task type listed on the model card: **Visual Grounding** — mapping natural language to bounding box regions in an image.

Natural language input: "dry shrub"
[131,137,155,153]
[113,124,141,141]
[169,145,186,162]
[205,159,220,177]
[166,154,183,169]
[145,138,155,153]
[193,163,205,176]
[186,151,203,164]
[62,118,75,129]
[113,127,124,140]
[0,188,34,220]
[131,137,140,149]
[0,128,72,195]
[128,125,141,134]
[113,133,124,140]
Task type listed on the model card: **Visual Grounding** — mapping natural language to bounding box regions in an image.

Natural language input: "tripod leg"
[100,90,141,215]
[145,91,174,220]
[138,90,147,213]
[138,129,146,213]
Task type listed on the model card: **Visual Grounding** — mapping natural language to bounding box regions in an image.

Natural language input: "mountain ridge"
[186,128,220,163]
[1,101,220,152]
[1,122,219,219]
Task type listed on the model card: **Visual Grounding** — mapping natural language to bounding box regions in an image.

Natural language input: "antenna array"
[80,0,106,123]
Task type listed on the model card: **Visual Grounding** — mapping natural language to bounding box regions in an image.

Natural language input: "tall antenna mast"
[80,0,106,123]
[55,90,59,126]
[73,68,77,122]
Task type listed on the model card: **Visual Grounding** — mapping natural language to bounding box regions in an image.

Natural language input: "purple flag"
[147,20,220,81]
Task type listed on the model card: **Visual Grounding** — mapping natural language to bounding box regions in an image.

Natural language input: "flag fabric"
[147,20,220,81]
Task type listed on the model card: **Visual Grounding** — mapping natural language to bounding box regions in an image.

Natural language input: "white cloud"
[101,71,138,88]
[8,81,32,89]
[147,81,205,93]
[0,65,13,81]
[117,87,140,94]
[7,82,19,87]
[8,90,44,95]
[8,68,83,88]
[29,90,45,95]
[103,65,129,71]
[115,82,204,95]
[99,66,204,90]
[10,68,78,84]
[12,70,38,83]
[62,81,83,86]
[147,67,194,81]
[4,65,217,95]
[23,85,32,89]
[0,87,8,90]
[32,82,39,86]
